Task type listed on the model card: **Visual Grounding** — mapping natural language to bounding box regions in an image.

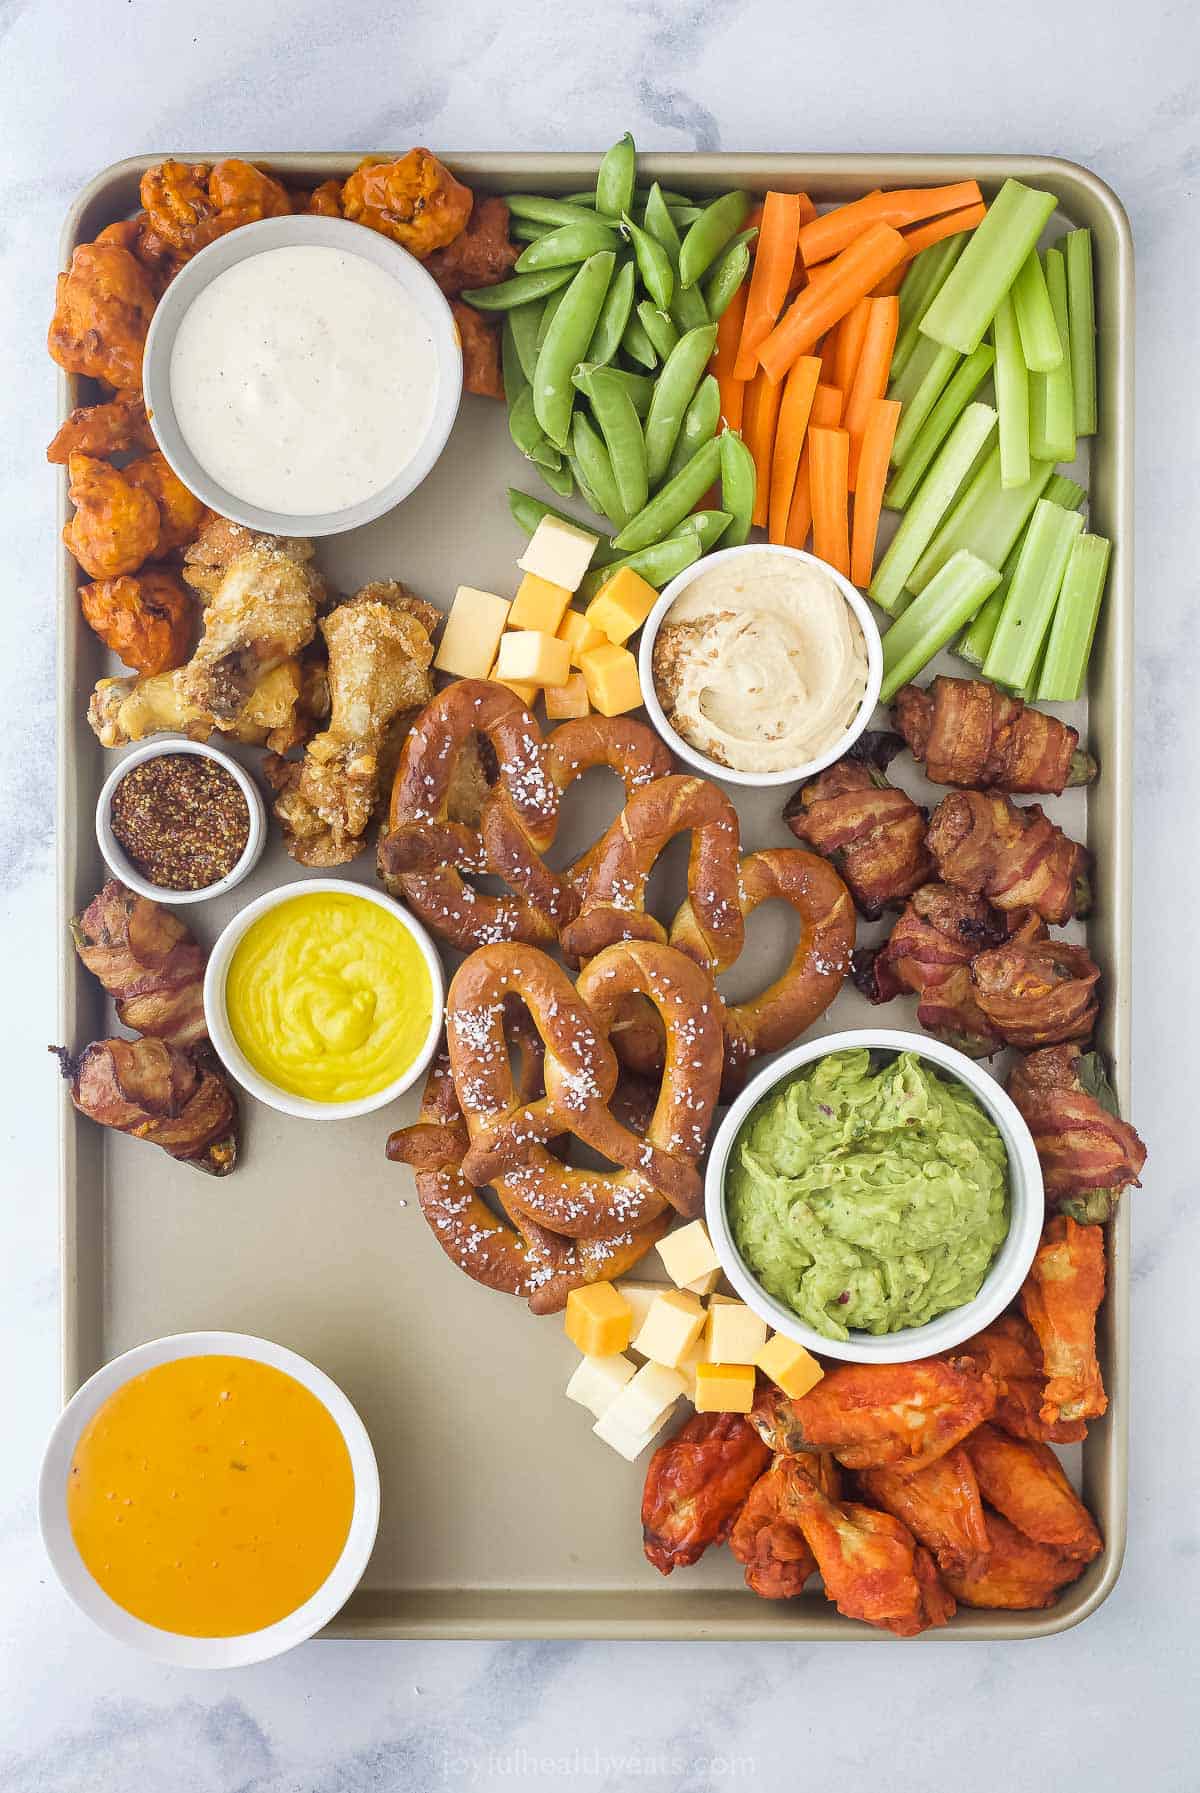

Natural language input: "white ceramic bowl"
[705,1029,1044,1364]
[39,1330,380,1667]
[96,738,267,905]
[203,878,445,1121]
[638,543,883,788]
[143,214,463,536]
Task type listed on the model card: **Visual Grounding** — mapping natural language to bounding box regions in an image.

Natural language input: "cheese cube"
[434,587,511,679]
[557,608,606,666]
[684,1268,723,1297]
[584,567,660,645]
[544,671,590,720]
[495,629,571,688]
[675,1336,708,1399]
[616,1281,663,1345]
[656,1219,721,1290]
[579,642,642,716]
[565,1352,636,1419]
[694,1362,756,1414]
[517,516,598,593]
[510,571,573,634]
[756,1334,825,1400]
[631,1289,706,1368]
[705,1301,768,1366]
[564,1281,633,1357]
[592,1406,668,1462]
[487,657,538,707]
[600,1360,686,1438]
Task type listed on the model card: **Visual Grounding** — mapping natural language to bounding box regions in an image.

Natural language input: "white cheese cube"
[617,1281,665,1346]
[631,1290,707,1369]
[517,515,598,593]
[433,586,511,679]
[655,1219,721,1289]
[602,1360,686,1437]
[676,1337,708,1399]
[705,1300,769,1365]
[683,1267,723,1297]
[565,1352,636,1419]
[495,628,571,687]
[592,1406,670,1462]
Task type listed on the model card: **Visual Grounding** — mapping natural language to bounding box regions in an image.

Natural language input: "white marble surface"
[2,0,1198,1785]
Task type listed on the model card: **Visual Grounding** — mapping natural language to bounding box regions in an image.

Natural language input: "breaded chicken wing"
[180,514,322,602]
[728,1453,840,1598]
[856,1446,991,1578]
[63,453,161,580]
[641,1410,772,1575]
[122,453,206,553]
[751,1357,995,1475]
[48,240,158,390]
[962,1424,1101,1562]
[47,393,156,464]
[305,179,344,218]
[1020,1218,1107,1428]
[139,158,289,264]
[940,1508,1089,1610]
[451,301,505,400]
[425,196,519,297]
[180,537,323,722]
[78,567,194,675]
[342,150,473,256]
[89,659,306,752]
[956,1313,1087,1445]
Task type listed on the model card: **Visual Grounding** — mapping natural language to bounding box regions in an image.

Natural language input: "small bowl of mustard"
[96,739,267,905]
[204,879,444,1120]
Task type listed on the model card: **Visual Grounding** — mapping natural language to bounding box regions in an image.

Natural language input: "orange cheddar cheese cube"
[544,671,590,719]
[756,1334,824,1400]
[510,571,573,634]
[579,641,642,716]
[495,629,571,688]
[434,586,511,679]
[557,608,606,666]
[584,566,660,645]
[564,1281,633,1356]
[694,1362,756,1413]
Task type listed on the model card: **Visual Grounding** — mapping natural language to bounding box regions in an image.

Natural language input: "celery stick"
[1029,249,1076,464]
[954,473,1086,669]
[982,499,1084,689]
[890,236,967,382]
[1011,250,1063,372]
[1065,228,1097,436]
[1037,532,1111,700]
[879,551,1002,703]
[886,343,995,510]
[920,179,1058,355]
[992,294,1030,490]
[908,447,1053,595]
[888,332,944,408]
[890,345,960,467]
[868,403,997,614]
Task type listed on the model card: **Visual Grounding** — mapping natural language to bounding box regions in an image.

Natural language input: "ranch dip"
[652,550,868,772]
[169,244,439,516]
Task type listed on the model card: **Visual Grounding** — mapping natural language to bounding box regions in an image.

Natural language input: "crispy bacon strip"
[1008,1045,1146,1224]
[1020,1218,1107,1429]
[926,790,1090,924]
[52,1037,238,1176]
[70,880,208,1048]
[971,933,1101,1049]
[853,882,1004,1055]
[642,1410,772,1575]
[892,677,1096,794]
[784,733,933,919]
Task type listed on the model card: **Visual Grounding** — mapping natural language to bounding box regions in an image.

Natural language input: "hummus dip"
[651,551,868,772]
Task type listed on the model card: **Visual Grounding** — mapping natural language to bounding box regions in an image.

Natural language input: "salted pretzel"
[445,939,724,1233]
[378,681,672,951]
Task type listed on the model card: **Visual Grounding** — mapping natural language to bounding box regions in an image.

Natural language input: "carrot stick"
[899,201,987,261]
[809,427,851,575]
[818,327,840,381]
[798,182,983,267]
[834,298,872,395]
[743,365,786,528]
[785,383,843,550]
[871,263,908,298]
[711,279,749,431]
[733,191,802,380]
[796,191,817,228]
[843,295,900,488]
[850,397,902,586]
[757,224,908,384]
[785,194,819,295]
[767,355,821,544]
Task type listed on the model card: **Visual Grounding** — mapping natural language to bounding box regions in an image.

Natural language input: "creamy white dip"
[652,551,869,772]
[169,245,439,516]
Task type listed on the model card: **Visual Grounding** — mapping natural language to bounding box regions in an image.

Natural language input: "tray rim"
[54,149,1134,1644]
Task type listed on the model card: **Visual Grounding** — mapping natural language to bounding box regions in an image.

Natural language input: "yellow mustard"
[225,891,433,1103]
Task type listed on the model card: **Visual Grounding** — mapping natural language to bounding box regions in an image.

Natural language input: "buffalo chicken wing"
[750,1357,995,1475]
[962,1425,1102,1562]
[1020,1218,1108,1429]
[642,1410,772,1575]
[728,1453,841,1598]
[855,1447,991,1579]
[940,1509,1089,1610]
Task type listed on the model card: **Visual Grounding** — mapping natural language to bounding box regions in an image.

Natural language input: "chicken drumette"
[641,1410,772,1575]
[855,1446,991,1579]
[750,1357,996,1475]
[727,1453,840,1598]
[1020,1218,1108,1429]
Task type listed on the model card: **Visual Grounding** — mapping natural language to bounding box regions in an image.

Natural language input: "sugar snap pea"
[571,411,626,527]
[702,238,752,320]
[671,281,710,333]
[611,436,722,553]
[536,284,568,349]
[621,212,674,311]
[635,186,694,208]
[637,300,679,361]
[566,446,604,520]
[504,194,606,228]
[577,533,702,604]
[511,218,553,242]
[641,184,708,333]
[508,488,603,549]
[678,190,752,289]
[462,265,575,311]
[719,427,756,547]
[539,458,576,498]
[643,182,681,255]
[586,259,636,367]
[572,363,654,418]
[507,303,543,385]
[663,373,721,482]
[643,323,718,487]
[515,220,620,272]
[668,507,733,552]
[578,366,648,522]
[596,132,637,219]
[508,385,563,469]
[501,314,526,400]
[620,310,659,370]
[667,204,704,229]
[533,251,616,449]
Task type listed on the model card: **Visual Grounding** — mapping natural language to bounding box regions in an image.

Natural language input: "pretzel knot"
[445,939,723,1233]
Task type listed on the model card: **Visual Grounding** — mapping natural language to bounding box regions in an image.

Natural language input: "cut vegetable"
[992,292,1030,490]
[955,472,1085,668]
[1037,531,1111,700]
[1065,227,1098,436]
[767,355,821,544]
[920,178,1058,355]
[785,383,843,550]
[809,427,851,575]
[888,331,945,409]
[898,201,987,261]
[834,298,873,395]
[891,235,967,382]
[889,344,960,469]
[1011,249,1063,372]
[757,224,909,383]
[743,367,785,528]
[843,296,900,487]
[850,397,902,588]
[867,401,997,613]
[879,549,1002,703]
[885,342,995,513]
[982,499,1084,689]
[734,190,802,379]
[908,446,1053,596]
[1028,248,1076,464]
[711,279,749,430]
[798,182,982,267]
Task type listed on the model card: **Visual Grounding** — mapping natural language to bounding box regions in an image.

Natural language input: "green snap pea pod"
[577,533,703,604]
[501,315,527,401]
[536,284,569,350]
[572,363,655,418]
[508,487,610,555]
[533,251,616,448]
[566,444,605,520]
[539,458,576,498]
[586,259,636,367]
[510,218,553,242]
[611,435,722,553]
[718,428,756,547]
[668,204,704,228]
[643,182,682,255]
[571,411,627,527]
[678,190,752,289]
[702,238,753,321]
[503,194,606,228]
[670,281,710,333]
[668,507,733,552]
[621,211,674,311]
[507,302,543,385]
[508,385,563,470]
[637,300,680,360]
[515,220,620,272]
[595,132,637,219]
[577,366,648,522]
[462,265,575,311]
[620,310,659,370]
[634,186,694,208]
[562,190,598,206]
[663,373,721,483]
[643,323,718,487]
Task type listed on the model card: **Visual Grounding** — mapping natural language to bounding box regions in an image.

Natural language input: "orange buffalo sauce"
[67,1354,355,1637]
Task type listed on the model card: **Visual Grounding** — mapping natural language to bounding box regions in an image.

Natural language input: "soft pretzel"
[445,939,723,1232]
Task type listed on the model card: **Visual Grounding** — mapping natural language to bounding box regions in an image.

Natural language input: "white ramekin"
[96,738,267,905]
[705,1028,1044,1364]
[39,1330,380,1667]
[203,877,445,1120]
[638,542,883,788]
[142,215,463,537]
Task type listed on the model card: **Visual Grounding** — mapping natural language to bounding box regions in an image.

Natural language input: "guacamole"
[726,1048,1010,1341]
